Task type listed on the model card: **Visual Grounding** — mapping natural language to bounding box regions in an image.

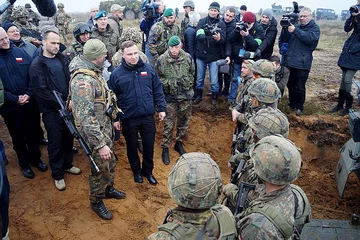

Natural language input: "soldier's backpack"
[158,205,237,240]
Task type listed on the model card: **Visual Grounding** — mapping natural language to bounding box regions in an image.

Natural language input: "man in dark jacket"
[283,7,320,115]
[256,9,278,60]
[270,55,290,96]
[108,40,166,185]
[0,27,46,179]
[228,11,264,103]
[218,6,236,97]
[193,2,226,107]
[87,6,99,27]
[30,27,81,191]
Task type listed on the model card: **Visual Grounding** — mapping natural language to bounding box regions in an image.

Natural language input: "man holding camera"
[227,11,264,104]
[193,2,226,107]
[282,7,320,115]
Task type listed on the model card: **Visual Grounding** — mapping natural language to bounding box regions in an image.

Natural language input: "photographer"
[330,1,360,116]
[193,2,226,108]
[227,11,264,104]
[282,7,320,115]
[140,0,165,62]
[256,9,278,60]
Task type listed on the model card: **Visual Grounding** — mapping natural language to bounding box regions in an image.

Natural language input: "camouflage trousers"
[161,100,192,148]
[89,148,117,202]
[57,24,68,43]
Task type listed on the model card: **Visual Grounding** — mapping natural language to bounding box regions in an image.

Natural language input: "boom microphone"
[32,0,56,17]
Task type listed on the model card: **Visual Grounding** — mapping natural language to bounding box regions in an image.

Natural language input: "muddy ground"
[2,21,360,239]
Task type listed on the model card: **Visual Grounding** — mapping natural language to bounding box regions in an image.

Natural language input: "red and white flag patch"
[16,58,23,63]
[141,71,148,77]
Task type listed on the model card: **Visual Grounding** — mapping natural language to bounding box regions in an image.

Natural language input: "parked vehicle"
[315,8,338,20]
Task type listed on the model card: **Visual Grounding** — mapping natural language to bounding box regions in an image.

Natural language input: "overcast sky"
[14,0,356,14]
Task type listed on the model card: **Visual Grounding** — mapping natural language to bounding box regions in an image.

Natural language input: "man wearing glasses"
[88,6,99,27]
[282,7,320,115]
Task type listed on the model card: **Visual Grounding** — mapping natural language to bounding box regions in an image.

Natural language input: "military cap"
[168,35,180,46]
[94,11,107,20]
[25,3,31,8]
[110,4,125,12]
[163,8,174,17]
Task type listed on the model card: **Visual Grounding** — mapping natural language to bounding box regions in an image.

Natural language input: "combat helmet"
[250,59,275,79]
[25,3,31,8]
[250,135,302,185]
[73,22,92,38]
[12,6,28,18]
[247,78,281,104]
[120,27,142,44]
[57,3,64,8]
[248,107,289,139]
[183,0,195,9]
[168,152,222,209]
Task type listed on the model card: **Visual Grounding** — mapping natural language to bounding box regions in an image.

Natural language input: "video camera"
[280,1,300,28]
[203,23,221,36]
[350,4,360,14]
[141,0,159,20]
[235,22,249,32]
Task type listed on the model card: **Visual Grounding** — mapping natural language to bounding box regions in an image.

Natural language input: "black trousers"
[218,72,231,95]
[42,111,74,180]
[287,68,310,111]
[121,115,156,176]
[1,102,42,168]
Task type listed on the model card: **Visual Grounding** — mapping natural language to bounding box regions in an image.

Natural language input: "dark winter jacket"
[258,17,278,59]
[196,15,226,63]
[29,49,71,113]
[221,17,236,58]
[338,14,360,70]
[274,65,290,95]
[184,25,196,60]
[283,20,320,71]
[140,13,163,44]
[228,22,264,64]
[0,45,33,113]
[108,57,166,120]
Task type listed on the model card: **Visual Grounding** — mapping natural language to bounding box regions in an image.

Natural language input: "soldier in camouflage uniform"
[64,22,92,62]
[155,36,195,165]
[148,8,181,65]
[236,135,309,239]
[107,4,125,40]
[147,152,237,240]
[54,3,71,44]
[12,6,41,47]
[90,10,120,62]
[181,0,195,39]
[25,3,40,27]
[112,27,148,68]
[1,4,14,23]
[69,39,126,220]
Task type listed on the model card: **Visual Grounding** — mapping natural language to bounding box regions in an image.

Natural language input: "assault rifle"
[230,158,246,184]
[53,90,100,174]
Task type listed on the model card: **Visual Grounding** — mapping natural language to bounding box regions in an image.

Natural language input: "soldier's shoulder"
[239,212,280,239]
[146,231,174,240]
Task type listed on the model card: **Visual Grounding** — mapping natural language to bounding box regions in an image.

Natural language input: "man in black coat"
[283,7,320,115]
[256,8,278,60]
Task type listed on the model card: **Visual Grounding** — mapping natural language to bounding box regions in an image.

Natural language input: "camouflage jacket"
[55,10,71,26]
[237,184,297,239]
[155,49,195,101]
[147,205,237,240]
[107,15,123,40]
[69,55,114,151]
[234,74,255,109]
[13,20,40,44]
[180,13,190,40]
[27,10,40,26]
[148,20,181,64]
[112,50,148,68]
[64,40,84,62]
[90,25,120,58]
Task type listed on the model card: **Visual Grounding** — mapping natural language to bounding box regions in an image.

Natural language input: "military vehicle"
[271,3,284,16]
[315,8,338,20]
[99,0,143,20]
[283,6,294,14]
[341,10,350,21]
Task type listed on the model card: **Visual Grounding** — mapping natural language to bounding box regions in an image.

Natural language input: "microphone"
[216,59,228,66]
[32,0,56,17]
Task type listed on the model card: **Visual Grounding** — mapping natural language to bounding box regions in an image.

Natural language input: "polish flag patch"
[141,71,148,77]
[16,58,23,63]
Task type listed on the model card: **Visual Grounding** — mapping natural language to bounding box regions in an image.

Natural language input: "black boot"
[340,92,353,116]
[211,92,218,109]
[193,89,203,105]
[90,200,113,220]
[105,186,126,199]
[330,89,346,113]
[162,148,170,165]
[174,141,186,156]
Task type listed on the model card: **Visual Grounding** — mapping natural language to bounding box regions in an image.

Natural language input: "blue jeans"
[145,45,152,64]
[0,139,7,163]
[228,63,241,102]
[195,59,219,93]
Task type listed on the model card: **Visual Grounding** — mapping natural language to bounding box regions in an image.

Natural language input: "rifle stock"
[52,90,100,173]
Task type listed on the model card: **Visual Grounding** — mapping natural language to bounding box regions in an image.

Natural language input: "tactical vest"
[56,11,67,24]
[156,23,180,55]
[290,184,311,233]
[158,205,237,240]
[161,51,193,96]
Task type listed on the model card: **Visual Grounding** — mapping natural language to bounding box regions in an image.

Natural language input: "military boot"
[174,141,186,156]
[330,89,346,113]
[105,186,126,199]
[162,148,170,165]
[193,89,203,105]
[340,92,353,116]
[90,200,113,220]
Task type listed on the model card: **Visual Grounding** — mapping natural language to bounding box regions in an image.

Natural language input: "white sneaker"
[64,166,81,175]
[55,179,66,191]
